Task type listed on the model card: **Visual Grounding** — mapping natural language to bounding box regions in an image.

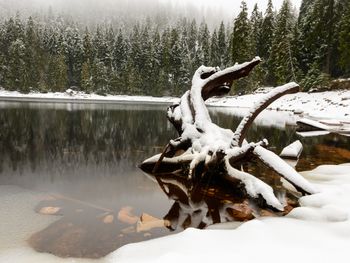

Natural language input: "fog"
[0,0,302,27]
[0,0,227,26]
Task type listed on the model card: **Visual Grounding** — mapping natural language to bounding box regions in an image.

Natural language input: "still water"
[0,101,349,259]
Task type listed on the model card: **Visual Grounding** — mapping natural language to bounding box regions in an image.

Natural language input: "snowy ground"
[0,88,349,122]
[0,89,178,104]
[1,163,350,262]
[207,89,350,122]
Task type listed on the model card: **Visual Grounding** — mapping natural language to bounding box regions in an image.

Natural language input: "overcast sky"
[163,0,302,14]
[0,0,303,25]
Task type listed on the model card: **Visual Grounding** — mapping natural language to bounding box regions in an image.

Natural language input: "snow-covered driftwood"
[140,57,317,211]
[280,140,303,159]
[297,118,350,136]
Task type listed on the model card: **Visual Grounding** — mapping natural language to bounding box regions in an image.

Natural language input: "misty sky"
[0,0,302,26]
[163,0,302,14]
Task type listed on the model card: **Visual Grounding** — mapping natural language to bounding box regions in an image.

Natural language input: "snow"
[280,140,303,159]
[253,146,317,195]
[106,163,350,263]
[297,118,331,131]
[232,82,299,146]
[224,158,284,211]
[207,89,350,123]
[0,89,179,105]
[296,131,330,137]
[0,87,349,124]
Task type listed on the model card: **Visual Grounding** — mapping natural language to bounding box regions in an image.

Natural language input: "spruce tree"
[24,17,41,90]
[63,26,84,88]
[297,0,337,76]
[231,1,253,93]
[249,4,264,89]
[6,39,27,91]
[217,21,227,67]
[198,21,210,65]
[46,54,68,92]
[210,30,220,67]
[268,0,298,85]
[338,1,350,76]
[231,1,252,63]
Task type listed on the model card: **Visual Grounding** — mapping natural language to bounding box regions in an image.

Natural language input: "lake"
[0,101,349,259]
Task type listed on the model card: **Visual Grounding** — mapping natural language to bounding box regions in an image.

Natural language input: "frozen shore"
[0,88,349,122]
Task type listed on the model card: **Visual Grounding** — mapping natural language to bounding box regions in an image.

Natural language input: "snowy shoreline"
[0,89,349,122]
[1,163,350,263]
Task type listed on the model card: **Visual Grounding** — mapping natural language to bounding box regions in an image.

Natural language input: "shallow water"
[0,101,349,259]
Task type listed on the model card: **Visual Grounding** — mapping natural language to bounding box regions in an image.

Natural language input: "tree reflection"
[0,103,176,176]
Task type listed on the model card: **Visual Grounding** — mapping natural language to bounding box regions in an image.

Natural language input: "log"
[231,82,300,147]
[201,57,262,100]
[141,57,317,213]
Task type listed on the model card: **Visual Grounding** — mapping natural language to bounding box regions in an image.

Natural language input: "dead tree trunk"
[140,57,317,211]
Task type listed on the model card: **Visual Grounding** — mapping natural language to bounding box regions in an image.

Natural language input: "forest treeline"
[0,0,349,96]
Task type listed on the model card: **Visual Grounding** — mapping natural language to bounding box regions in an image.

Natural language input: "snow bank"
[0,89,179,105]
[207,89,350,122]
[0,88,349,123]
[106,163,350,263]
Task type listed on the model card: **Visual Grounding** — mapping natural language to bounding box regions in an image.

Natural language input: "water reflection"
[0,101,349,258]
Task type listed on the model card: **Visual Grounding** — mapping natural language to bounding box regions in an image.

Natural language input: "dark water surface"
[0,101,349,258]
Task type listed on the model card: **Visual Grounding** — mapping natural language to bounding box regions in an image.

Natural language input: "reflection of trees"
[0,104,175,175]
[0,104,348,177]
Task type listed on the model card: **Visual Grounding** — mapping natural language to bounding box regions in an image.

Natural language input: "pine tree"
[6,39,27,91]
[259,0,275,61]
[169,28,185,94]
[46,54,68,92]
[80,61,93,93]
[217,21,227,67]
[24,16,42,90]
[63,26,84,88]
[249,4,264,89]
[338,1,350,76]
[268,0,298,85]
[250,4,263,56]
[297,0,337,76]
[187,19,198,72]
[210,29,220,67]
[198,21,210,65]
[231,1,252,63]
[231,1,253,93]
[150,29,162,95]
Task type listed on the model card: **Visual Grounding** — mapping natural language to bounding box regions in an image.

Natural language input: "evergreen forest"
[0,0,349,96]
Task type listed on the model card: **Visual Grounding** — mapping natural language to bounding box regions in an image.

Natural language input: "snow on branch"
[232,82,300,147]
[141,57,316,213]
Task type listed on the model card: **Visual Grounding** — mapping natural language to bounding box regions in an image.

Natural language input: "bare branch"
[252,145,317,195]
[232,82,300,147]
[201,57,262,100]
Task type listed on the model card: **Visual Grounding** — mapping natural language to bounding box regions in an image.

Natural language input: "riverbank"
[0,88,349,122]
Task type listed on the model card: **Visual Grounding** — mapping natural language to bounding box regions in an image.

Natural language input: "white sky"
[162,0,302,14]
